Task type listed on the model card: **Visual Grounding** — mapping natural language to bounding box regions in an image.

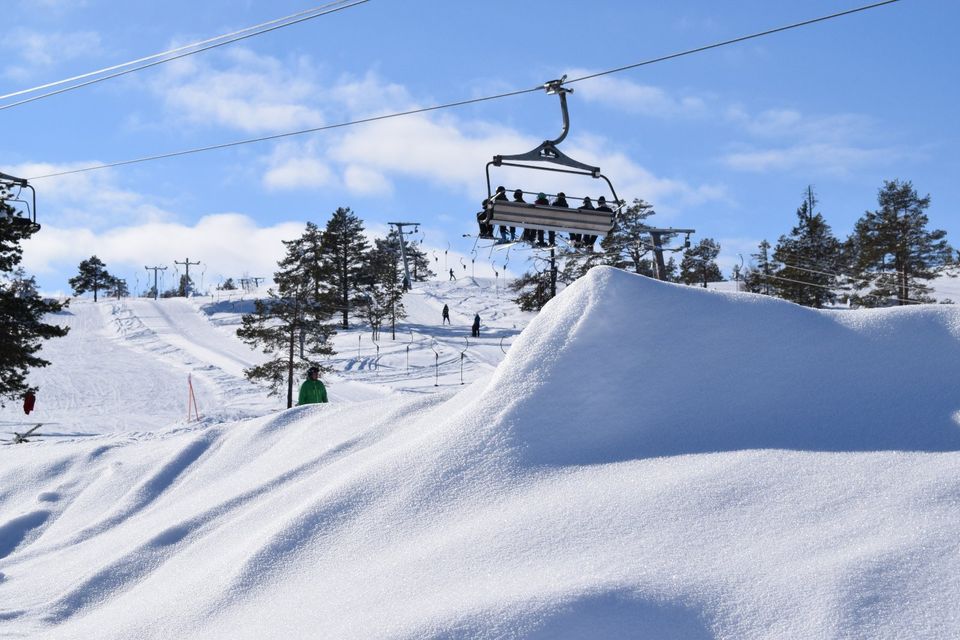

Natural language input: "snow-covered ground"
[2,268,960,638]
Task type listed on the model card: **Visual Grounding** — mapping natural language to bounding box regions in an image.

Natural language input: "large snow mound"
[2,267,960,639]
[476,266,960,466]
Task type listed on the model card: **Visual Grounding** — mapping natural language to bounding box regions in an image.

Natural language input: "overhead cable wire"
[26,87,539,180]
[0,0,369,111]
[778,255,928,284]
[760,271,928,305]
[564,0,901,86]
[26,0,900,181]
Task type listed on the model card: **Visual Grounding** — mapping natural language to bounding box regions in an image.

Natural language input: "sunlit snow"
[2,266,960,639]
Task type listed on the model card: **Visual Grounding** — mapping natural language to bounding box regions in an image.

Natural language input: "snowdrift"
[2,267,960,639]
[479,266,960,465]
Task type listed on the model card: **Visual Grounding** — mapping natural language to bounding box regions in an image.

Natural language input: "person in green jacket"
[297,367,328,405]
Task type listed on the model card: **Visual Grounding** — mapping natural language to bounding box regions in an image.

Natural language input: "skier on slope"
[297,367,328,405]
[472,313,481,338]
[442,304,451,325]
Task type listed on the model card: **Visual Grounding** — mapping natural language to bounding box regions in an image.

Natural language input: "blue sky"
[3,0,957,295]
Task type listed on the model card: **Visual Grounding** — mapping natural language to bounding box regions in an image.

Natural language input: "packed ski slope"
[2,267,960,639]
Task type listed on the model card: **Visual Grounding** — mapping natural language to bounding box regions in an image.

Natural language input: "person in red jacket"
[23,390,36,415]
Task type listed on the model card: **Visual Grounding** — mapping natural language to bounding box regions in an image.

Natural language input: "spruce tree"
[107,277,129,299]
[0,189,69,403]
[510,265,558,312]
[771,187,842,308]
[598,198,658,276]
[406,238,434,282]
[68,255,114,301]
[237,224,338,408]
[360,234,407,340]
[743,240,774,294]
[317,207,370,329]
[848,179,952,306]
[679,238,723,287]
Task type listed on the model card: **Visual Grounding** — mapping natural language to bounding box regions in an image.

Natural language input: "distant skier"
[23,390,36,415]
[297,367,328,405]
[471,313,481,338]
[442,304,451,325]
[449,268,456,281]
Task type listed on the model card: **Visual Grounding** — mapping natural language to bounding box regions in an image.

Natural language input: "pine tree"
[679,238,723,287]
[317,208,370,329]
[0,189,69,403]
[406,238,434,282]
[176,274,192,297]
[68,255,114,301]
[597,198,658,276]
[237,224,338,408]
[848,179,952,306]
[743,240,774,294]
[360,234,408,340]
[107,277,129,299]
[510,266,558,312]
[771,187,842,308]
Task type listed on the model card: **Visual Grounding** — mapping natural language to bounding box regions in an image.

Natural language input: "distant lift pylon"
[483,76,620,239]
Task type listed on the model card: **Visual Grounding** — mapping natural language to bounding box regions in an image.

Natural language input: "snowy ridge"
[1,267,959,638]
[481,266,960,465]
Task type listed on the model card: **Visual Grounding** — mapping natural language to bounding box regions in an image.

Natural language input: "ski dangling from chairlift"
[0,171,40,233]
[478,76,621,248]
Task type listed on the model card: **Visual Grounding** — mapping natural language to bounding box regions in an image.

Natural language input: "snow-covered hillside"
[2,268,960,639]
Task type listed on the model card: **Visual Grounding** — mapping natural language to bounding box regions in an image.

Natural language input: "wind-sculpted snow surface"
[1,267,960,638]
[487,266,960,465]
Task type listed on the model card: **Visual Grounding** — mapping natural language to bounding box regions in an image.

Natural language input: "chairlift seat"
[485,201,614,236]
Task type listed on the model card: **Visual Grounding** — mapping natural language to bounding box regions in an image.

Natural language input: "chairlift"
[0,171,39,232]
[482,76,621,242]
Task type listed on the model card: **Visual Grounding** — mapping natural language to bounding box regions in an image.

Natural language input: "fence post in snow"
[187,374,201,422]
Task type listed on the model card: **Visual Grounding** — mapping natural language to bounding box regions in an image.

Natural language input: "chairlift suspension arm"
[0,171,37,226]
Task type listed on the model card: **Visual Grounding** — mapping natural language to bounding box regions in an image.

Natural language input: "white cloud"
[722,143,896,176]
[727,106,875,142]
[720,104,891,175]
[24,214,304,292]
[2,29,101,79]
[150,49,326,134]
[10,162,176,228]
[144,58,725,211]
[262,141,335,190]
[566,71,709,118]
[343,165,392,196]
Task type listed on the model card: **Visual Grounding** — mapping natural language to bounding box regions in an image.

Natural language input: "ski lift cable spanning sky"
[25,0,901,182]
[0,0,371,111]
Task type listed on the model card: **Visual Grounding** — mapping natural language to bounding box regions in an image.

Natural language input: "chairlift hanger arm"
[1,172,37,226]
[491,75,601,176]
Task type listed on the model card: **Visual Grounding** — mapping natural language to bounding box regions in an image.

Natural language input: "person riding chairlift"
[493,186,514,241]
[582,196,611,250]
[531,192,549,246]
